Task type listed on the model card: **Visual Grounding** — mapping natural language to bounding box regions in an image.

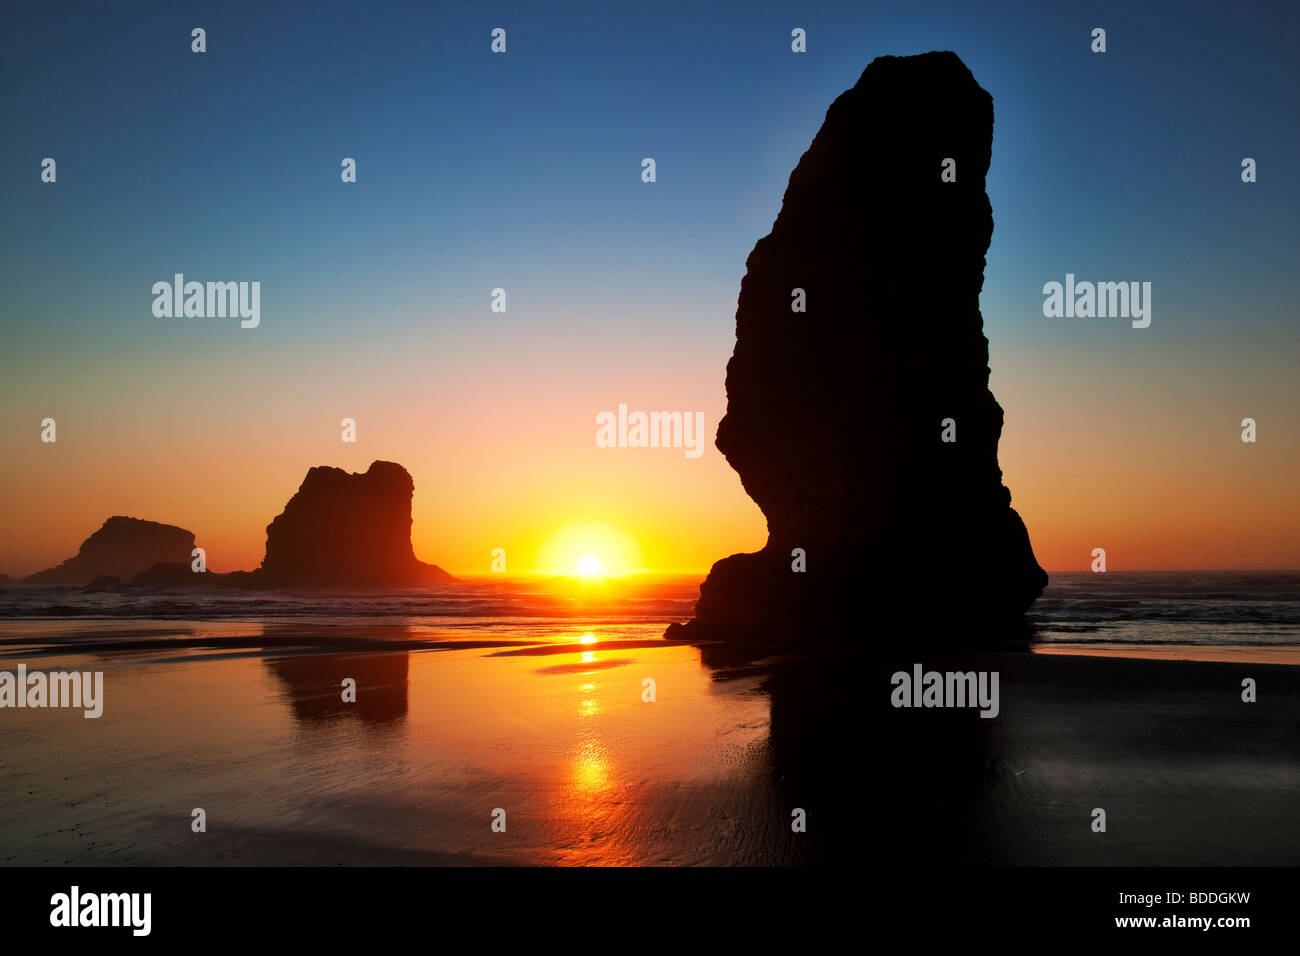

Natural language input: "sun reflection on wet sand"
[570,740,613,795]
[0,621,784,865]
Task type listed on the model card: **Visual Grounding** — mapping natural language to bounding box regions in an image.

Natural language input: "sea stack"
[253,460,452,587]
[669,52,1046,646]
[23,516,196,586]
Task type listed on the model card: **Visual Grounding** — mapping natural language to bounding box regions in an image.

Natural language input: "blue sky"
[4,0,1295,349]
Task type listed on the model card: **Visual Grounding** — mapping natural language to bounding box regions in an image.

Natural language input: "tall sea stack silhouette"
[669,52,1046,647]
[252,461,452,587]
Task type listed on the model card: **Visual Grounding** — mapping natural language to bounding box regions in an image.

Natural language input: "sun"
[536,522,644,576]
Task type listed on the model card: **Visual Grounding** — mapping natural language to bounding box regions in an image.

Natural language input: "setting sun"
[535,522,644,576]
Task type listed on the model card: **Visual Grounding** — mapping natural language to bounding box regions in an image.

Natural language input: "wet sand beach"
[0,623,792,866]
[0,618,1295,866]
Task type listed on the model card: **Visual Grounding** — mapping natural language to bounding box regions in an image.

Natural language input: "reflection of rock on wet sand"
[265,652,409,726]
[699,642,993,866]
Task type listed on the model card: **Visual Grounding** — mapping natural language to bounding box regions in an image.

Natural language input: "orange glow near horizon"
[534,522,645,578]
[1,326,1298,576]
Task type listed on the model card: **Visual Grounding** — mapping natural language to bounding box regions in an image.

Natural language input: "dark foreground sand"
[981,650,1299,865]
[773,647,1300,867]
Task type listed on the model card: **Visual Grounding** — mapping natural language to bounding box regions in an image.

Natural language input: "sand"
[0,623,1295,866]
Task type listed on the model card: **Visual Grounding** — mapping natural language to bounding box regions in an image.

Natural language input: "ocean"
[1,571,1296,645]
[1029,571,1300,645]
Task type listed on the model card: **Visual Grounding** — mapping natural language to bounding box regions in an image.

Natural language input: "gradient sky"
[1,0,1297,576]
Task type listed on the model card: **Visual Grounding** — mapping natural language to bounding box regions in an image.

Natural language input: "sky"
[1,0,1297,576]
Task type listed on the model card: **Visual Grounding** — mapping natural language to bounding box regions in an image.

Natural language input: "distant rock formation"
[250,460,452,587]
[23,516,196,586]
[82,575,122,590]
[128,561,219,588]
[668,52,1046,646]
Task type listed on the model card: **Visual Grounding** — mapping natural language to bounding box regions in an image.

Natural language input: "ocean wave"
[1,571,1296,644]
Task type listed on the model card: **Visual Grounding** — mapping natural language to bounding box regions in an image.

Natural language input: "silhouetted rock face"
[672,52,1046,646]
[128,561,219,588]
[255,461,452,587]
[82,575,123,590]
[23,517,195,586]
